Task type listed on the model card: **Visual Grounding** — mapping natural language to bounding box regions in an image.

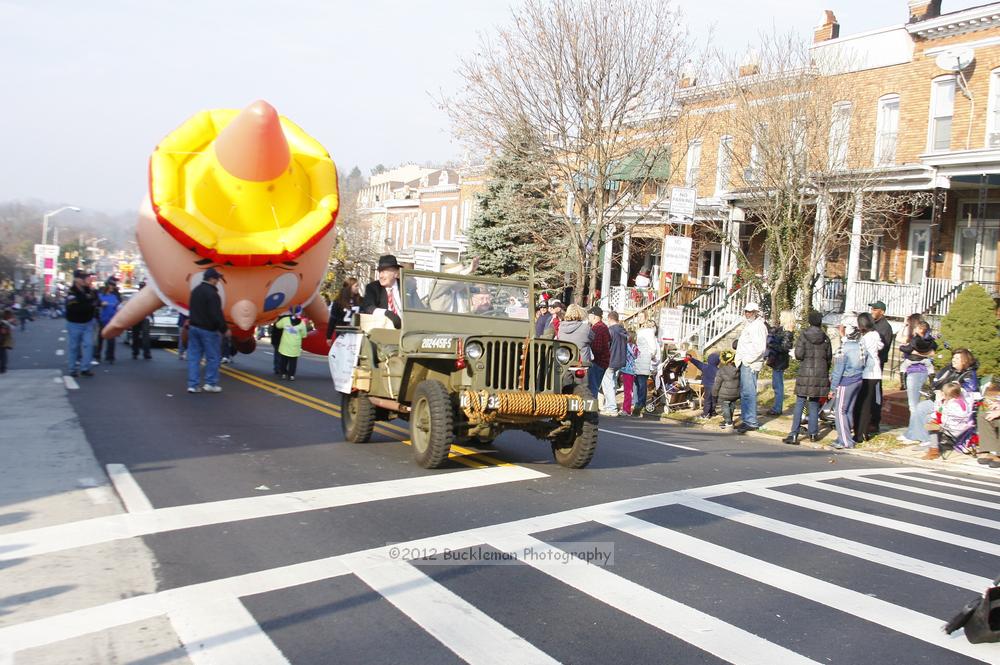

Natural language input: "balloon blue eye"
[264,273,300,311]
[264,292,285,310]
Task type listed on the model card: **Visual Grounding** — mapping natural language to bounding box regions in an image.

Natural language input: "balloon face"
[137,196,334,331]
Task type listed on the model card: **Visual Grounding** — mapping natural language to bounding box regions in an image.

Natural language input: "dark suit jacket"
[361,281,389,314]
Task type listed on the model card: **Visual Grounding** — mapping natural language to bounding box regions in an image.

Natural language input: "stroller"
[644,351,699,414]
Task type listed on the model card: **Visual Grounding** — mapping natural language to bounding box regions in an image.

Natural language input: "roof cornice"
[907,5,1000,39]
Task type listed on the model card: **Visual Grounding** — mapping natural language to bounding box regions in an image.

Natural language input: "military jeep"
[338,269,599,469]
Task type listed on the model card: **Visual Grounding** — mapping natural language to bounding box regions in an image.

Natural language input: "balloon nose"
[230,299,258,331]
[214,100,291,181]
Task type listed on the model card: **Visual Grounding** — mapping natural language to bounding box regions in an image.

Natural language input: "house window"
[874,94,899,166]
[655,182,669,201]
[450,205,458,239]
[716,136,733,194]
[828,102,851,170]
[747,123,766,182]
[430,212,437,241]
[987,69,1000,148]
[858,238,880,281]
[928,77,956,152]
[685,140,702,188]
[957,204,1000,282]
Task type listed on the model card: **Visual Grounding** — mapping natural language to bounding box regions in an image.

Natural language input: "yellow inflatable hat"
[149,100,339,267]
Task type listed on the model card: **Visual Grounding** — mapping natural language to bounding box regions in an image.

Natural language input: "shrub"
[939,284,1000,379]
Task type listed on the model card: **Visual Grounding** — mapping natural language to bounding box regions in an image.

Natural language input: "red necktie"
[387,289,398,315]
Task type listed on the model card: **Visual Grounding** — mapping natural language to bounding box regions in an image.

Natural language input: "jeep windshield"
[402,274,530,320]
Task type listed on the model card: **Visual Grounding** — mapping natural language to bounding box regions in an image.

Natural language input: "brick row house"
[603,0,1000,347]
[356,165,484,273]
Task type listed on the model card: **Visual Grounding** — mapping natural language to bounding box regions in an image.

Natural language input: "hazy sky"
[0,0,985,211]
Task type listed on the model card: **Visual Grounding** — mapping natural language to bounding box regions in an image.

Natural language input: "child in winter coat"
[620,332,640,416]
[936,382,976,455]
[687,351,720,419]
[275,306,308,380]
[712,350,741,430]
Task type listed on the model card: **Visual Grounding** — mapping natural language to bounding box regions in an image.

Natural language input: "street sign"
[658,307,683,343]
[661,235,692,274]
[34,244,60,293]
[668,186,696,225]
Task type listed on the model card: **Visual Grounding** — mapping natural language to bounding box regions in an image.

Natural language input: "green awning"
[610,149,671,182]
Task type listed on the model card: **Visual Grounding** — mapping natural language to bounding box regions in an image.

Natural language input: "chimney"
[908,0,942,22]
[814,10,840,43]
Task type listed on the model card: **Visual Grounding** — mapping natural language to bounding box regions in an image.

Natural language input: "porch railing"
[681,282,762,351]
[849,278,1000,320]
[607,286,658,314]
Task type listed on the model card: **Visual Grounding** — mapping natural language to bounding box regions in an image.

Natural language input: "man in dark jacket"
[187,267,229,393]
[65,270,99,377]
[587,306,611,400]
[600,311,628,416]
[362,255,403,328]
[868,300,894,433]
[534,302,552,338]
[784,311,833,444]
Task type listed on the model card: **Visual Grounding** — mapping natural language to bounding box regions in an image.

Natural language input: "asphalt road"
[9,316,1000,664]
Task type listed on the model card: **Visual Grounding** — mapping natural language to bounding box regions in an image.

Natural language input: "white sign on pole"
[661,236,693,274]
[329,332,363,394]
[668,186,696,224]
[658,307,683,343]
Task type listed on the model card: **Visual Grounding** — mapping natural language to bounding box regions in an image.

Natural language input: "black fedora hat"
[377,255,402,271]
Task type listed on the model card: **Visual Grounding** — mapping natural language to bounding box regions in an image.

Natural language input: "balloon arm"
[301,297,332,355]
[102,288,163,339]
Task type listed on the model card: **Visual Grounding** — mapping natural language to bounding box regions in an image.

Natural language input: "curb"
[657,414,1000,481]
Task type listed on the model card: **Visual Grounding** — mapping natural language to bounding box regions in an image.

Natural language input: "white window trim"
[828,101,852,170]
[685,139,702,188]
[715,136,733,195]
[952,202,1000,281]
[874,94,900,167]
[926,75,956,154]
[985,68,1000,148]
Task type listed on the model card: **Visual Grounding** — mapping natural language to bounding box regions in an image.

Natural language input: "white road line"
[893,473,1000,497]
[0,465,548,561]
[801,481,1000,530]
[752,488,1000,557]
[0,467,918,658]
[351,559,558,665]
[52,377,63,384]
[165,595,290,665]
[106,464,154,513]
[680,498,992,592]
[55,349,64,356]
[58,336,65,341]
[599,428,700,451]
[76,477,113,506]
[851,475,1000,505]
[906,471,1000,490]
[62,375,79,390]
[600,514,1000,663]
[489,534,821,665]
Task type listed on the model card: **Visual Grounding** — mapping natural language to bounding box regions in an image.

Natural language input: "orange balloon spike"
[213,100,291,181]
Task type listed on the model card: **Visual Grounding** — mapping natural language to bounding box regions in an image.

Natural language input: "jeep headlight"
[555,346,572,364]
[466,341,485,360]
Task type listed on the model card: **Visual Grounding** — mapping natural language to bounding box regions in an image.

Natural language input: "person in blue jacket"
[95,278,122,364]
[687,351,720,419]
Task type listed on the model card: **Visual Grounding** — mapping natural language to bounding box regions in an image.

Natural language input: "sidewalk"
[656,402,1000,479]
[0,370,190,665]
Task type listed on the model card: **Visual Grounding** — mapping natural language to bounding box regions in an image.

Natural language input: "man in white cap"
[735,302,768,432]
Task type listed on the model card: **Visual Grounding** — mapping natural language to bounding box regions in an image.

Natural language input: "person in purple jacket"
[687,351,720,420]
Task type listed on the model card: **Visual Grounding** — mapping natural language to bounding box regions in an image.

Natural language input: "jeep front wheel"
[551,385,599,469]
[342,391,375,443]
[410,380,454,469]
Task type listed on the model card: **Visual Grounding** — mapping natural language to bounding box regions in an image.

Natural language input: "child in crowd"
[0,309,15,373]
[936,382,977,456]
[899,321,936,374]
[712,350,741,430]
[619,331,640,416]
[275,305,308,380]
[687,351,720,421]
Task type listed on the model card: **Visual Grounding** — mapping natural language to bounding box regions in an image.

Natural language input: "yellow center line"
[168,349,506,468]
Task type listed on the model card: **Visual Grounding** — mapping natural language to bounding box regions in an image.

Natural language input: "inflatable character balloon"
[102,100,338,355]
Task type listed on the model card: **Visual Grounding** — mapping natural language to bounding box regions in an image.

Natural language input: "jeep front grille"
[484,340,556,392]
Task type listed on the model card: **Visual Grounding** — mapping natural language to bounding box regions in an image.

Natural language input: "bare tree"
[445,0,701,302]
[707,32,929,320]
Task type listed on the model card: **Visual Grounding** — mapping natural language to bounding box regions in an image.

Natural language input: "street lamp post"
[38,206,81,293]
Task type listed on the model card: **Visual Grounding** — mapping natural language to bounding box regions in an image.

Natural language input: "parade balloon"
[101,100,338,355]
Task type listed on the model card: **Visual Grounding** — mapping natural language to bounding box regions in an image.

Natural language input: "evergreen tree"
[939,284,1000,378]
[467,126,566,288]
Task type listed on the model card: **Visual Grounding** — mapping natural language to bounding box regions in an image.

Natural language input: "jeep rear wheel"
[410,380,454,469]
[342,391,375,443]
[552,385,599,469]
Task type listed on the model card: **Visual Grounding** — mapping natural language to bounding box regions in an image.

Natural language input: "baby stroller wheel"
[644,402,658,414]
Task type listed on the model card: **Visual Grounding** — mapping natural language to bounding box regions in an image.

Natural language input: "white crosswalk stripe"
[849,475,1000,509]
[4,466,1000,664]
